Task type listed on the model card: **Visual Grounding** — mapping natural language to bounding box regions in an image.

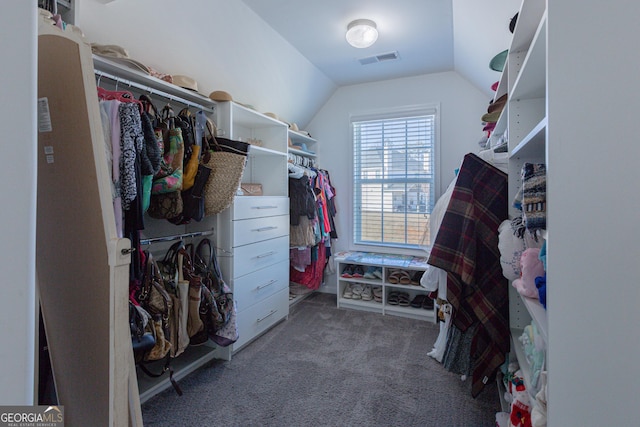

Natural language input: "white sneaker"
[351,283,364,299]
[343,283,353,299]
[361,284,373,301]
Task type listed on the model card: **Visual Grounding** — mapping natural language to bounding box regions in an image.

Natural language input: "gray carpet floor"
[141,292,501,426]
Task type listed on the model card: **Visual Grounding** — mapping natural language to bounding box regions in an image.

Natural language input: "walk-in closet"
[2,1,640,426]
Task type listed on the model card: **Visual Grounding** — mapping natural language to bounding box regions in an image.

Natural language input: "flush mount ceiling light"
[346,19,378,48]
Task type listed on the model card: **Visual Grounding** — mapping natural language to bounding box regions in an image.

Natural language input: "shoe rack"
[335,252,435,322]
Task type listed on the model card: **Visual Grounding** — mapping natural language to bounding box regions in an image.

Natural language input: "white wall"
[0,1,37,404]
[307,71,490,291]
[453,0,516,98]
[77,0,335,127]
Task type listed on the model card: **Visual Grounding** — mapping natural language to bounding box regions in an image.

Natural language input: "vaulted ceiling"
[242,0,518,97]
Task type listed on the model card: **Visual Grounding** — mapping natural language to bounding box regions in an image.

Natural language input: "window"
[352,109,437,249]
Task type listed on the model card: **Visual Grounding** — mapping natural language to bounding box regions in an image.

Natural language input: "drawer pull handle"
[256,279,277,291]
[252,226,277,232]
[254,251,276,259]
[252,205,278,210]
[257,309,277,323]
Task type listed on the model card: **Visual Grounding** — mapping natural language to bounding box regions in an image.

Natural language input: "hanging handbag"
[178,247,205,338]
[176,164,210,224]
[138,252,172,322]
[137,253,173,359]
[177,108,199,191]
[136,254,181,395]
[157,242,190,358]
[194,238,238,346]
[147,191,183,220]
[151,105,184,194]
[130,301,156,364]
[200,120,249,216]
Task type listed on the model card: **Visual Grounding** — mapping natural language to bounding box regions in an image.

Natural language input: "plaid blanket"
[427,153,509,397]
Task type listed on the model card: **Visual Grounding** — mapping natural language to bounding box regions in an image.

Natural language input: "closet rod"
[140,230,214,246]
[94,70,215,113]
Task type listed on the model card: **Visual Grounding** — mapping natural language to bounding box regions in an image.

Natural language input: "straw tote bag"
[200,120,250,216]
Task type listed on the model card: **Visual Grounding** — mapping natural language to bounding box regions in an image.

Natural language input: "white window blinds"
[353,111,436,248]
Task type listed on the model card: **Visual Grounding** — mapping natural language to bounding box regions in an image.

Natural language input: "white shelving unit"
[216,101,289,197]
[214,102,291,353]
[335,253,435,322]
[493,0,548,417]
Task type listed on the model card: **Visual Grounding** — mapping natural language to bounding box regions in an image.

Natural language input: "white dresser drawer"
[232,235,289,278]
[233,287,289,351]
[233,214,289,247]
[231,196,289,220]
[233,260,289,312]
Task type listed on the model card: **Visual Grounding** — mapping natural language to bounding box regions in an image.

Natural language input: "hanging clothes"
[427,152,509,398]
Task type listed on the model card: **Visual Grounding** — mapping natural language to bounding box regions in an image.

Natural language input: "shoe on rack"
[351,283,364,299]
[410,294,426,308]
[397,292,411,306]
[343,283,353,299]
[372,286,383,298]
[372,286,383,303]
[422,296,435,310]
[363,266,377,279]
[341,264,354,278]
[372,267,383,279]
[361,285,373,301]
[411,271,425,286]
[352,265,365,278]
[387,291,400,305]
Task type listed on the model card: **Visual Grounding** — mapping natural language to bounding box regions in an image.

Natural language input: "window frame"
[350,105,440,254]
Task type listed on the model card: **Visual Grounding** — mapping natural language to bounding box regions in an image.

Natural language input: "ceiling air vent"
[358,51,399,65]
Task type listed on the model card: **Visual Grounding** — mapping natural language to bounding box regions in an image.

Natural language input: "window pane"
[353,113,435,248]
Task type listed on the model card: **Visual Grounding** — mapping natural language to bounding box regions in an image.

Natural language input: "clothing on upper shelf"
[521,163,546,231]
[427,152,509,398]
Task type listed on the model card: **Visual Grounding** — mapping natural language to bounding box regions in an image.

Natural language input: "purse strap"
[195,238,226,291]
[160,104,176,129]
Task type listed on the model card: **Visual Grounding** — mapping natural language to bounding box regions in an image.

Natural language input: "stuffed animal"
[512,248,545,299]
[498,220,526,280]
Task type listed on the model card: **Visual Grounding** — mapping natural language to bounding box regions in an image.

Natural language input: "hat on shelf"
[489,49,508,72]
[264,112,286,123]
[91,43,150,74]
[483,122,496,132]
[481,110,501,123]
[289,123,312,138]
[173,75,199,92]
[209,90,233,102]
[509,12,519,34]
[291,142,315,155]
[487,93,508,113]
